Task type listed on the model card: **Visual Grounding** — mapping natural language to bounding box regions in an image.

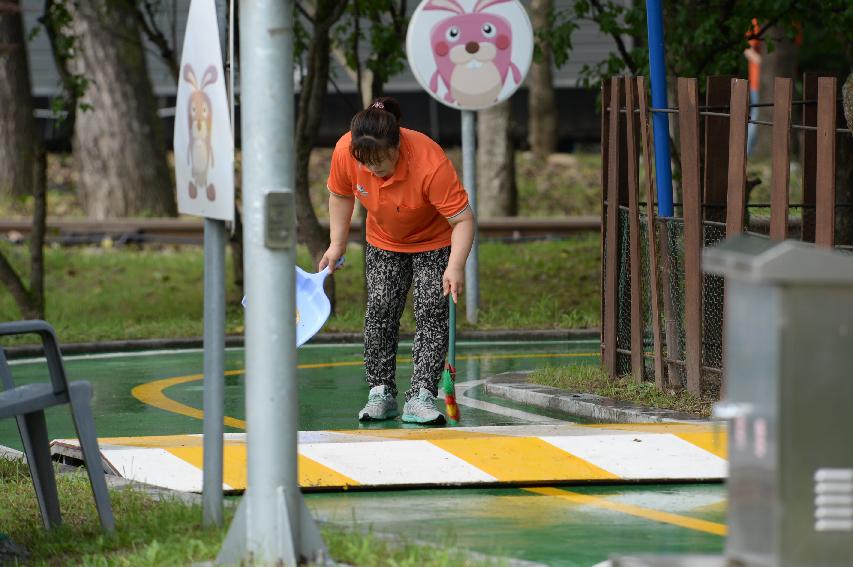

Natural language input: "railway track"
[0,216,600,245]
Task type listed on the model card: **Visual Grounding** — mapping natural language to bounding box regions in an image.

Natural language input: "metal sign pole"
[202,0,231,528]
[201,219,226,528]
[461,110,479,323]
[217,0,325,561]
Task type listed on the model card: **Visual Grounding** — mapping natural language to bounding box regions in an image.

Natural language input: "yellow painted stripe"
[131,352,597,425]
[524,487,727,536]
[299,455,360,489]
[164,446,246,490]
[161,443,359,490]
[100,434,205,448]
[431,437,619,482]
[675,431,727,460]
[131,372,247,429]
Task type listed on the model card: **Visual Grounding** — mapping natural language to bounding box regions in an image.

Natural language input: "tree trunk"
[477,100,517,217]
[295,0,348,309]
[752,28,798,160]
[0,1,41,201]
[528,0,557,160]
[0,1,46,318]
[67,0,176,219]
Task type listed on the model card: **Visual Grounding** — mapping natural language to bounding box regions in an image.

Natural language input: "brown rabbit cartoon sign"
[173,0,234,221]
[406,0,533,110]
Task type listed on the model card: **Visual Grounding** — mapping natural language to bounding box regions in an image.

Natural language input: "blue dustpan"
[242,257,344,347]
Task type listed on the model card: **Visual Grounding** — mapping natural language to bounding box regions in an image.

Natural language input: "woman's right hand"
[319,243,347,273]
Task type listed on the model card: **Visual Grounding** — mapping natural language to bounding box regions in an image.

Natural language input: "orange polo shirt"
[327,128,469,253]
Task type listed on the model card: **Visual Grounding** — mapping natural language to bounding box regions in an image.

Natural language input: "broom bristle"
[442,364,459,424]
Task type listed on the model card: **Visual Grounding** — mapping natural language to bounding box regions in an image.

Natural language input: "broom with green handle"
[441,295,460,425]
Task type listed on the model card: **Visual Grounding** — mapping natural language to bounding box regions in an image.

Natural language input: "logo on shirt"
[356,184,368,196]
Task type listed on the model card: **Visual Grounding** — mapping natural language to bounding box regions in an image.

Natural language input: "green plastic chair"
[0,320,114,532]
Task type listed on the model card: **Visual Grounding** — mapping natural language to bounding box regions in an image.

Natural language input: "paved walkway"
[0,341,727,566]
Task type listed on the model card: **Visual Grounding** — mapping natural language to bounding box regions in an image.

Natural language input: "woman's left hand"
[442,264,465,303]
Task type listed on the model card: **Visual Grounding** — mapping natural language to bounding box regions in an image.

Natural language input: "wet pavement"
[0,340,725,565]
[0,340,601,445]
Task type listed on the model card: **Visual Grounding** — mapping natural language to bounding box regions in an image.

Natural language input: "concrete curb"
[4,328,600,359]
[484,371,710,424]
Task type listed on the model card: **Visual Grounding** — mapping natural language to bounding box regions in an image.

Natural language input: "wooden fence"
[600,74,850,396]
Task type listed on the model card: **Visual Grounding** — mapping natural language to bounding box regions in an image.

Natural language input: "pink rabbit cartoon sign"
[406,0,533,110]
[173,0,234,221]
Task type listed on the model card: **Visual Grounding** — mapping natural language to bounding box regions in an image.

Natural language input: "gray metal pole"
[241,0,302,560]
[201,219,225,527]
[202,0,231,529]
[461,110,479,323]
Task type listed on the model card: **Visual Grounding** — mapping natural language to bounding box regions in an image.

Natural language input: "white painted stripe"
[101,448,220,492]
[454,380,566,424]
[299,440,496,486]
[540,434,728,480]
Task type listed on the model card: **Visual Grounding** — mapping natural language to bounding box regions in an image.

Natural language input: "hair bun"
[371,97,402,122]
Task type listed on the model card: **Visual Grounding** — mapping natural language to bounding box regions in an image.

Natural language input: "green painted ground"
[0,340,599,447]
[307,484,725,567]
[0,341,726,566]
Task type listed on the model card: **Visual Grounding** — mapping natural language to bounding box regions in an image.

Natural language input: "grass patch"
[0,236,600,344]
[0,460,227,566]
[0,149,600,222]
[515,152,601,217]
[528,364,713,417]
[323,527,502,567]
[0,459,497,566]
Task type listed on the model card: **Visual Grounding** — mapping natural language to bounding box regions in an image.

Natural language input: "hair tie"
[372,101,385,110]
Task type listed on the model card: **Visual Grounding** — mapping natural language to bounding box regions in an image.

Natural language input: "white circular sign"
[406,0,533,111]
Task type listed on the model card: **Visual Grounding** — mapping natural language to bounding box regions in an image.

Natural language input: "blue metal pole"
[645,0,674,217]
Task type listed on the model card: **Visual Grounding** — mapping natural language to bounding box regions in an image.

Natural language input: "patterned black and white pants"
[364,243,451,401]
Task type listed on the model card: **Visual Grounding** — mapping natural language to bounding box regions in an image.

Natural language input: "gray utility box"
[703,235,853,567]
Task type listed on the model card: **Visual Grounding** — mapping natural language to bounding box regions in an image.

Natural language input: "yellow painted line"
[131,372,247,429]
[131,352,598,425]
[430,437,619,482]
[524,487,727,536]
[98,435,231,448]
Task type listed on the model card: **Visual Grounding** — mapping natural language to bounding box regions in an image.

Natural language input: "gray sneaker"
[402,388,446,425]
[358,385,399,421]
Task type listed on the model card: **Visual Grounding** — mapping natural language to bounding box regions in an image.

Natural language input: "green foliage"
[332,0,409,99]
[545,0,853,88]
[528,364,714,416]
[0,237,600,344]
